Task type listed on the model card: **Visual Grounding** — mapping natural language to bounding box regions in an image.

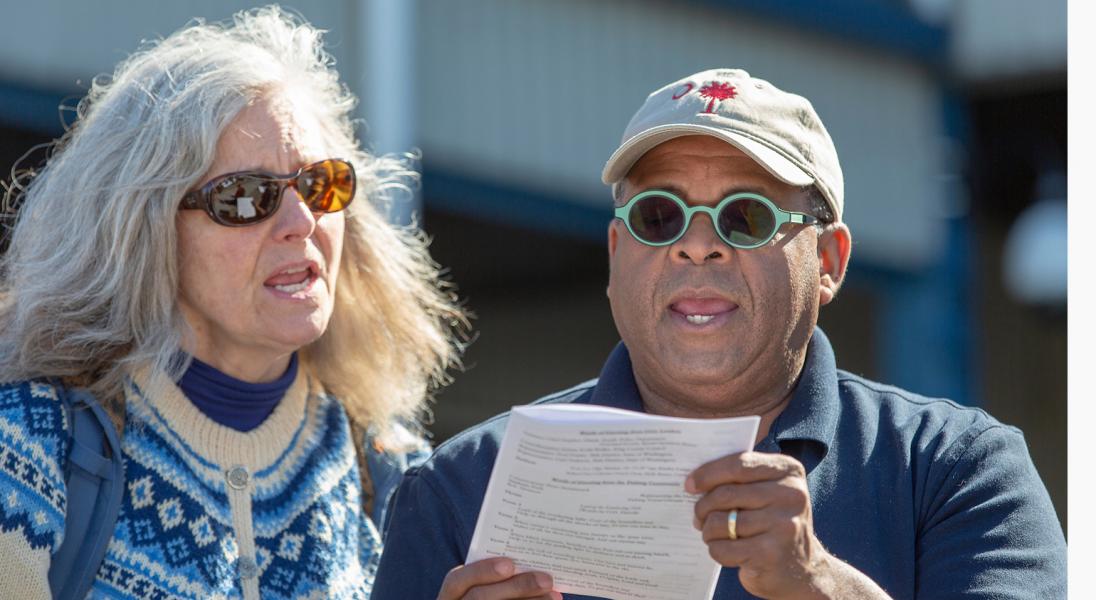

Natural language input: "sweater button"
[238,556,259,580]
[226,465,250,490]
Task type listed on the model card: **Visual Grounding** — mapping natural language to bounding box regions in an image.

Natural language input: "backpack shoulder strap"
[49,387,124,600]
[350,418,430,532]
[362,423,431,534]
[349,419,376,520]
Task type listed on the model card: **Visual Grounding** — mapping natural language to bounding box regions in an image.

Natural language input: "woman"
[0,7,464,598]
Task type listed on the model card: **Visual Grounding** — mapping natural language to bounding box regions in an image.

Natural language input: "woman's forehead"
[213,94,328,172]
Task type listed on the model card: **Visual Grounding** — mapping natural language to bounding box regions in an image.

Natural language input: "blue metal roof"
[0,82,70,136]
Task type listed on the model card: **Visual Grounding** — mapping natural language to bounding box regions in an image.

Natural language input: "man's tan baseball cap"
[602,68,844,221]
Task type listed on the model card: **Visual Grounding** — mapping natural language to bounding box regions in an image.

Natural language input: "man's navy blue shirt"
[373,329,1066,599]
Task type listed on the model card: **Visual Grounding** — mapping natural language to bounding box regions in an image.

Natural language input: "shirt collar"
[583,328,840,464]
[584,343,645,412]
[768,328,840,461]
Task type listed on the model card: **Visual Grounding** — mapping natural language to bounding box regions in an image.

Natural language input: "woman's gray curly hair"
[0,6,467,438]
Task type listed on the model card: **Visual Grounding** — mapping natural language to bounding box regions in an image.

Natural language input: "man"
[372,68,1066,599]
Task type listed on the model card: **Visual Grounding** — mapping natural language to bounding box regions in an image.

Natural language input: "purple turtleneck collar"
[178,353,298,432]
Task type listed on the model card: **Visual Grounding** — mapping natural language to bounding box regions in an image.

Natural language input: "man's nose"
[670,213,728,265]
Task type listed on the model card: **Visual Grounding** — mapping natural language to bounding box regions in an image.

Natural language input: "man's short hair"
[804,186,835,224]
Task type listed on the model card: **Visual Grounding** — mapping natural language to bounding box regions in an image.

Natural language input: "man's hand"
[437,557,561,600]
[686,451,891,600]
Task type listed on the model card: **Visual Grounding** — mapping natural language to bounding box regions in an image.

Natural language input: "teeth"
[274,280,309,293]
[686,314,714,324]
[283,266,308,275]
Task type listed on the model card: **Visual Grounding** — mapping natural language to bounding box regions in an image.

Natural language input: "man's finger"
[460,571,556,600]
[437,558,514,599]
[686,452,806,493]
[703,538,753,568]
[437,559,557,600]
[700,509,750,542]
[700,506,794,543]
[693,478,808,522]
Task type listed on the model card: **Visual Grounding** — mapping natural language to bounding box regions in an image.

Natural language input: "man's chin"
[644,354,745,387]
[655,340,745,371]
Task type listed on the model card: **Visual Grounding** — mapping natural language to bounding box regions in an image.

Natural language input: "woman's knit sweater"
[0,368,406,599]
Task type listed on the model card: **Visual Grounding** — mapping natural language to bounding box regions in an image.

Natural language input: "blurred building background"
[0,0,1066,527]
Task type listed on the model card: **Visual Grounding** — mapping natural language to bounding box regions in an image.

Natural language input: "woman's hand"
[437,557,561,600]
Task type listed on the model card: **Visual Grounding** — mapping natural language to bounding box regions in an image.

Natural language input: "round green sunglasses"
[614,190,819,249]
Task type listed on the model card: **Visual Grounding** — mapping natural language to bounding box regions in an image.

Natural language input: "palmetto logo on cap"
[671,80,738,113]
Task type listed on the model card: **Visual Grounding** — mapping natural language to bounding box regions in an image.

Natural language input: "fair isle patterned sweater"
[0,368,389,599]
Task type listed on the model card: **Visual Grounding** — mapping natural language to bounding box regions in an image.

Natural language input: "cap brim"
[601,124,815,187]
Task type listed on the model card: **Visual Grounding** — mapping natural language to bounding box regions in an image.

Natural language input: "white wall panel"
[950,0,1066,82]
[0,0,357,91]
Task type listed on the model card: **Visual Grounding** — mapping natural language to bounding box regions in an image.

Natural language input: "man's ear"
[818,223,852,306]
[608,181,628,260]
